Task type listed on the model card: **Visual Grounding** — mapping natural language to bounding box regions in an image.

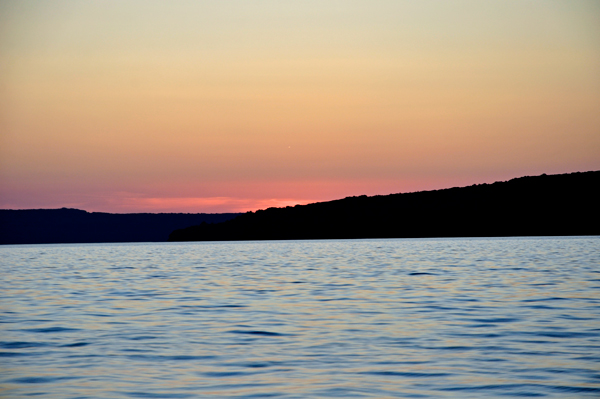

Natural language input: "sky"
[1,0,599,213]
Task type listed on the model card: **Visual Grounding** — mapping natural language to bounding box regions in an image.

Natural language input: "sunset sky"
[1,0,599,213]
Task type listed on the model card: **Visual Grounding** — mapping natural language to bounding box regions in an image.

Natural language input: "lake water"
[1,237,599,398]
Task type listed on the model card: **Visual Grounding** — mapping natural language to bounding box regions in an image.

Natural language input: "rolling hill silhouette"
[169,171,599,241]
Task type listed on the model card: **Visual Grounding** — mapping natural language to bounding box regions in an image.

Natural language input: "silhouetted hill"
[169,171,600,241]
[0,209,240,244]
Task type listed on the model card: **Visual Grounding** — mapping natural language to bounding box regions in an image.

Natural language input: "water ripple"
[1,237,599,398]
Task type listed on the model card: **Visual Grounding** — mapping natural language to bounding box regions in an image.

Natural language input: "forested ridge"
[169,171,599,241]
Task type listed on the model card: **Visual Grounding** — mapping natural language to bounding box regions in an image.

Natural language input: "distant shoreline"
[169,171,600,242]
[0,210,240,245]
[3,171,598,245]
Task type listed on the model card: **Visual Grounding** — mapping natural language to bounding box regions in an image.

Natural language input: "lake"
[1,237,599,398]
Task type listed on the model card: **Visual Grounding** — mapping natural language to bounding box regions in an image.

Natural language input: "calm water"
[1,237,599,398]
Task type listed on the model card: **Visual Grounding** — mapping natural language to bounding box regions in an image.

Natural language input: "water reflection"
[1,237,599,398]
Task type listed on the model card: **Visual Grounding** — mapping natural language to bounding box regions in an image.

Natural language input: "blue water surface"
[1,237,599,398]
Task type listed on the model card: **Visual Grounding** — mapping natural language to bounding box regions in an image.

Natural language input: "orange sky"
[1,1,599,213]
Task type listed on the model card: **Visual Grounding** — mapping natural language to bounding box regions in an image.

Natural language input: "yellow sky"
[1,1,599,212]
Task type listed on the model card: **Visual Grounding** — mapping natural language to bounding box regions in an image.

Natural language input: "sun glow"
[1,1,598,212]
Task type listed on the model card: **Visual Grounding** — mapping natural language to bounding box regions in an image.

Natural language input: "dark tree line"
[169,171,599,241]
[0,209,240,244]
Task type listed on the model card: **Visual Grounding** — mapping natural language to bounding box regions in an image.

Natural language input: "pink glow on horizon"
[104,197,321,214]
[0,171,545,213]
[0,192,322,214]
